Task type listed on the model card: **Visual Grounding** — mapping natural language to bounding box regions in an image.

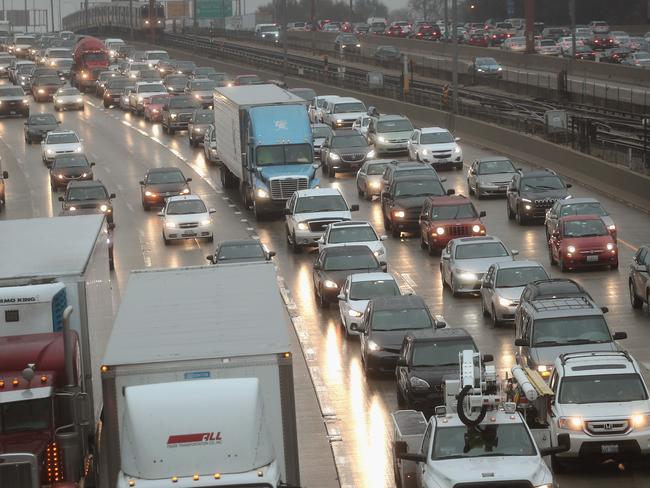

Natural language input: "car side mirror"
[90,162,95,167]
[552,230,560,239]
[317,237,324,244]
[206,255,214,263]
[350,323,363,332]
[350,204,359,212]
[186,177,192,182]
[284,208,292,215]
[209,208,216,213]
[441,254,450,260]
[482,354,494,363]
[440,177,447,182]
[455,137,461,142]
[479,210,486,217]
[23,121,27,125]
[434,318,446,329]
[398,451,427,463]
[157,211,164,217]
[108,222,115,230]
[381,262,388,272]
[1,171,7,179]
[566,183,573,188]
[139,180,144,185]
[613,331,627,340]
[511,249,519,256]
[601,306,609,313]
[267,251,276,259]
[514,338,529,347]
[380,235,388,241]
[337,292,345,300]
[396,358,407,367]
[540,433,571,457]
[446,189,455,195]
[313,263,321,270]
[79,138,84,142]
[109,193,116,199]
[57,120,61,124]
[58,196,64,202]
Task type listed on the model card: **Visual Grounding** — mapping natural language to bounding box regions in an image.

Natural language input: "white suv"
[317,220,387,262]
[323,97,367,128]
[549,351,650,471]
[407,127,463,170]
[284,188,359,252]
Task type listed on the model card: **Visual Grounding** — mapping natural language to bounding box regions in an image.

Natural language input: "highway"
[2,46,650,488]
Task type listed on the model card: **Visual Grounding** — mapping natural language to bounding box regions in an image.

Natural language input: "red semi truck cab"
[72,36,109,92]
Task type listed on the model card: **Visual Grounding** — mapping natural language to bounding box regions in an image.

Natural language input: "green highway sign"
[196,0,232,19]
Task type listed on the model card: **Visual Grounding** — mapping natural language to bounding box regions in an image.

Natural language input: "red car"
[548,215,618,271]
[144,94,169,123]
[468,31,490,47]
[412,25,441,41]
[488,30,511,46]
[590,34,614,50]
[418,195,486,254]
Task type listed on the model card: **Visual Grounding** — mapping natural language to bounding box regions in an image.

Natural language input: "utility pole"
[524,0,535,54]
[569,0,576,57]
[443,0,448,40]
[281,0,287,83]
[50,0,54,33]
[149,0,155,44]
[84,0,88,32]
[451,0,458,119]
[193,0,197,29]
[129,0,133,39]
[310,0,315,53]
[24,0,28,32]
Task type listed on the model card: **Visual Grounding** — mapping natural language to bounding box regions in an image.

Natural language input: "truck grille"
[308,219,343,232]
[0,461,33,488]
[445,224,472,237]
[533,198,557,209]
[586,419,629,435]
[269,177,308,200]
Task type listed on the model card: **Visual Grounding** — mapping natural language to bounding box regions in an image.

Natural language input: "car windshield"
[140,71,161,79]
[432,424,536,460]
[291,88,316,100]
[130,63,148,71]
[295,195,347,213]
[15,36,34,45]
[559,374,648,404]
[190,80,215,90]
[431,204,477,220]
[169,97,199,109]
[29,114,56,124]
[147,171,185,184]
[57,89,79,96]
[138,84,164,93]
[107,79,130,88]
[0,398,51,434]
[217,243,264,260]
[260,26,278,32]
[332,134,367,148]
[496,266,549,288]
[328,226,378,244]
[0,87,24,96]
[313,126,332,139]
[146,51,169,60]
[150,95,168,104]
[177,62,196,70]
[53,59,72,67]
[377,119,413,132]
[238,75,261,84]
[521,175,565,191]
[367,162,389,175]
[47,133,78,144]
[323,252,377,271]
[333,102,366,113]
[195,67,216,75]
[394,180,444,197]
[420,131,454,144]
[349,279,400,300]
[166,75,186,83]
[193,112,213,123]
[54,155,88,167]
[560,203,607,217]
[371,308,432,331]
[563,219,608,237]
[38,76,60,84]
[167,199,207,215]
[339,35,358,42]
[476,57,499,66]
[478,159,515,174]
[455,242,509,259]
[256,144,312,166]
[532,316,611,346]
[67,186,107,200]
[412,339,477,367]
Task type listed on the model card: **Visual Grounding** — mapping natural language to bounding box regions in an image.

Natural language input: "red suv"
[548,215,618,271]
[418,195,486,255]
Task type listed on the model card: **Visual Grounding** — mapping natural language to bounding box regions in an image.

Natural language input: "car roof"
[454,235,501,245]
[166,194,202,203]
[370,295,427,311]
[217,239,263,247]
[493,260,544,271]
[366,159,396,165]
[329,220,372,228]
[524,278,590,299]
[322,244,374,257]
[419,126,450,134]
[311,123,330,129]
[332,129,362,136]
[393,161,433,170]
[425,195,470,206]
[377,114,408,121]
[332,97,362,104]
[406,328,473,341]
[519,169,557,177]
[295,188,342,197]
[557,351,638,377]
[66,180,106,189]
[46,130,77,136]
[348,272,395,283]
[476,156,513,163]
[146,166,184,174]
[556,197,599,206]
[559,214,603,222]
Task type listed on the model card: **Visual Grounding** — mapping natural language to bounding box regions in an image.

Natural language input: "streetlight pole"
[24,0,28,32]
[281,0,287,83]
[569,0,576,57]
[443,0,448,40]
[50,0,54,33]
[451,0,458,119]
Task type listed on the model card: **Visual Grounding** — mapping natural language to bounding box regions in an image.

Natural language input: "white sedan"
[337,272,401,337]
[41,130,84,166]
[53,87,84,111]
[317,220,387,263]
[407,127,463,170]
[159,195,215,244]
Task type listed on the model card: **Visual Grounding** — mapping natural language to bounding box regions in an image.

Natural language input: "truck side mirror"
[350,204,359,212]
[58,196,64,202]
[446,189,455,195]
[2,171,7,179]
[482,354,494,363]
[398,452,427,463]
[267,251,276,259]
[601,306,609,313]
[612,331,627,340]
[479,210,486,217]
[514,338,529,347]
[109,193,116,199]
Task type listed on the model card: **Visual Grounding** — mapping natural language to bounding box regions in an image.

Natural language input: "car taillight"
[46,441,64,483]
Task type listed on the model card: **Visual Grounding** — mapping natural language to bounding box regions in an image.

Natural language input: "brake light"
[46,441,64,483]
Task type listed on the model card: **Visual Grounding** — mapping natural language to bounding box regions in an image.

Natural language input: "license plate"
[586,255,599,262]
[182,232,197,237]
[601,444,619,454]
[9,111,15,115]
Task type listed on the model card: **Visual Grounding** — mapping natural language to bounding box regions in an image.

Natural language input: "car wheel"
[630,281,643,309]
[646,292,650,317]
[476,184,483,199]
[451,274,460,297]
[415,152,421,162]
[289,230,301,254]
[481,296,489,317]
[467,179,474,195]
[168,127,175,135]
[357,185,364,197]
[396,385,406,408]
[551,454,567,474]
[328,164,336,178]
[391,226,400,238]
[549,245,556,265]
[103,100,110,108]
[507,201,515,220]
[142,200,150,211]
[558,254,565,272]
[610,260,619,271]
[383,214,392,231]
[420,233,427,250]
[317,286,329,309]
[162,232,170,245]
[490,305,499,329]
[515,208,525,225]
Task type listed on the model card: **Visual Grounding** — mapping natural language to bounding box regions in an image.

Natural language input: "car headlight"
[297,222,309,231]
[46,149,55,155]
[374,249,385,257]
[75,147,82,153]
[606,242,614,251]
[535,484,553,488]
[130,73,137,78]
[81,173,88,178]
[76,98,83,103]
[558,416,584,431]
[323,279,338,289]
[409,376,431,390]
[100,204,108,212]
[436,226,445,235]
[377,136,386,143]
[256,188,269,199]
[521,198,532,203]
[630,413,650,430]
[393,210,405,218]
[170,113,177,119]
[459,272,477,281]
[82,72,88,79]
[608,224,616,231]
[367,340,380,352]
[497,67,503,71]
[37,88,45,94]
[57,174,64,179]
[454,146,461,154]
[329,152,340,161]
[348,309,363,318]
[148,63,153,68]
[200,219,212,226]
[145,191,155,197]
[137,96,144,102]
[181,188,190,194]
[152,108,159,113]
[22,99,29,104]
[536,364,552,378]
[366,149,376,158]
[165,221,176,228]
[194,94,201,99]
[567,245,576,254]
[369,181,380,189]
[498,297,514,307]
[55,99,62,103]
[356,43,361,47]
[472,224,482,233]
[69,206,76,211]
[421,149,428,155]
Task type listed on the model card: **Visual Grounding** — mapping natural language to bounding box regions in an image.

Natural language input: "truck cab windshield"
[256,143,312,166]
[432,424,537,459]
[0,398,52,433]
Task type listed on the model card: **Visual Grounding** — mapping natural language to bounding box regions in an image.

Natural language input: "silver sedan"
[356,159,392,201]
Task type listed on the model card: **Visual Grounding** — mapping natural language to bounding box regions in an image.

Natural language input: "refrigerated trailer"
[100,262,300,488]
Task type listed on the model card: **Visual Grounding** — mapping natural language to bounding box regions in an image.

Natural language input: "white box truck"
[100,262,300,488]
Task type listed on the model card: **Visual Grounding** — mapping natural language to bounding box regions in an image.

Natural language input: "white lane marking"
[121,120,131,127]
[104,166,111,173]
[399,272,417,288]
[116,183,124,191]
[136,128,149,136]
[125,202,134,212]
[138,231,152,267]
[643,362,650,371]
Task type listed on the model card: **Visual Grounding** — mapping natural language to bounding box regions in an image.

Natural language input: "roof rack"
[530,296,594,312]
[559,350,633,366]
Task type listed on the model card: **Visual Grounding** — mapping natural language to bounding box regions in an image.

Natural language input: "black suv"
[506,169,572,225]
[396,328,478,413]
[24,113,59,143]
[320,129,374,177]
[161,95,200,134]
[334,33,361,53]
[58,180,116,224]
[139,167,192,210]
[382,175,451,238]
[380,161,442,197]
